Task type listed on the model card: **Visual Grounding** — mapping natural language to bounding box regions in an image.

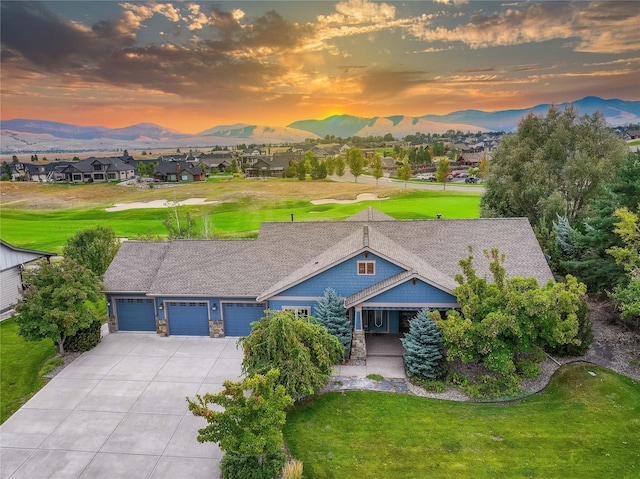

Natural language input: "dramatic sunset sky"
[1,0,639,133]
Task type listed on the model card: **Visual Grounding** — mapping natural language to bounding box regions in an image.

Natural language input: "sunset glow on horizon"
[1,0,639,134]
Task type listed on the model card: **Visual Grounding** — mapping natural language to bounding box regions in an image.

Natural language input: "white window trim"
[282,306,311,319]
[357,260,376,275]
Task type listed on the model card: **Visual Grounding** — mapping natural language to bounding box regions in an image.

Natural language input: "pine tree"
[400,309,447,380]
[315,288,352,359]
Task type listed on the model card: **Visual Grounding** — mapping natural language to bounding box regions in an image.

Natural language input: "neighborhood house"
[0,240,55,312]
[104,208,553,358]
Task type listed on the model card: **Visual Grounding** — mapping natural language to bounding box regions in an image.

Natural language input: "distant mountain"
[1,97,638,154]
[421,97,640,132]
[1,119,111,140]
[287,114,486,138]
[0,119,188,141]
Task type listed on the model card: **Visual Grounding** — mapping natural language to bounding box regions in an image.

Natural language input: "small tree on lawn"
[63,226,121,278]
[400,309,447,381]
[436,158,450,190]
[15,259,102,355]
[396,159,412,187]
[347,147,365,182]
[335,155,346,177]
[163,202,197,239]
[372,154,384,185]
[187,369,293,479]
[238,310,343,399]
[315,288,351,359]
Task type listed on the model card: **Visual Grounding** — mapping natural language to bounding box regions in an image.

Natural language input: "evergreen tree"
[554,151,640,292]
[315,288,352,359]
[400,309,447,381]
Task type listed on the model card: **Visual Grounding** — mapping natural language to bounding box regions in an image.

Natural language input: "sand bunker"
[310,193,388,205]
[106,198,219,212]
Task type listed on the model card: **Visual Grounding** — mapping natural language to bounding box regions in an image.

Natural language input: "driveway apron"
[0,332,245,479]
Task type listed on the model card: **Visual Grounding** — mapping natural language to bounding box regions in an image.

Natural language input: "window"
[93,164,103,171]
[357,261,375,275]
[94,173,104,180]
[282,306,310,319]
[107,173,116,180]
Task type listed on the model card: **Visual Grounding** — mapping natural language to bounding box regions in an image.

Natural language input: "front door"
[364,310,388,333]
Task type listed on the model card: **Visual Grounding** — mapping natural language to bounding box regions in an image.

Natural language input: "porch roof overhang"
[344,270,456,309]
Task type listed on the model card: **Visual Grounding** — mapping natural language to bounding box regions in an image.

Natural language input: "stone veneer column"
[209,320,224,338]
[156,317,168,336]
[350,329,367,360]
[107,315,118,333]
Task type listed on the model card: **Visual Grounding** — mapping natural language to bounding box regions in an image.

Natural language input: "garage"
[167,301,210,336]
[115,298,156,331]
[223,302,266,336]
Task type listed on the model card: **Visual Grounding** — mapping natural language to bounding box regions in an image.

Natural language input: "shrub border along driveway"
[0,332,244,479]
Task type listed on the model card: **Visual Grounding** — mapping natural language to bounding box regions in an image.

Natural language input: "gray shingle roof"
[103,211,554,299]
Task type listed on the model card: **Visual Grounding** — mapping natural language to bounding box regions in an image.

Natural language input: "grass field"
[0,179,481,252]
[0,319,56,424]
[284,364,640,479]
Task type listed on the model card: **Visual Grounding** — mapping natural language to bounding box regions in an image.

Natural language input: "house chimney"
[176,163,181,172]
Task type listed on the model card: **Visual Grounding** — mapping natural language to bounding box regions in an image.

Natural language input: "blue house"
[104,208,553,358]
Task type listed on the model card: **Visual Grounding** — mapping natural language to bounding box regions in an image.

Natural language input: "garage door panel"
[223,303,266,336]
[168,302,209,336]
[116,298,156,331]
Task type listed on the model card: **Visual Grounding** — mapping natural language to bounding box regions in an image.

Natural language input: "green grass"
[628,139,640,146]
[1,190,480,252]
[0,318,56,424]
[284,364,640,478]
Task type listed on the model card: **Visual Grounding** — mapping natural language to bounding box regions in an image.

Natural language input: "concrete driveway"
[0,332,245,479]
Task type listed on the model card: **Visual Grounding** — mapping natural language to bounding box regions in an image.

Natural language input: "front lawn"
[284,364,640,478]
[0,318,56,423]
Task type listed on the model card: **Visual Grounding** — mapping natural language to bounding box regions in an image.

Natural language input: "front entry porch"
[366,333,404,357]
[338,333,407,379]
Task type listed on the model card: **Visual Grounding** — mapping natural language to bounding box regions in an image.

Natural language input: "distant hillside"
[421,97,640,132]
[287,114,486,138]
[1,96,637,154]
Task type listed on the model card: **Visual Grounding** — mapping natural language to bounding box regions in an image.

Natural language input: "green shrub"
[65,318,102,353]
[221,452,286,479]
[516,359,541,378]
[449,371,469,387]
[39,357,63,376]
[412,378,446,393]
[548,298,593,356]
[459,374,522,400]
[366,374,384,381]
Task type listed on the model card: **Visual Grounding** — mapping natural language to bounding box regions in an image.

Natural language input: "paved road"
[330,173,486,193]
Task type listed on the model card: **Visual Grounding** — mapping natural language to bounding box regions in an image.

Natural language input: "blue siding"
[363,279,457,304]
[280,253,405,298]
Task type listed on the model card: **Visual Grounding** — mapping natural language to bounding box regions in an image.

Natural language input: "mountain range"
[1,97,638,154]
